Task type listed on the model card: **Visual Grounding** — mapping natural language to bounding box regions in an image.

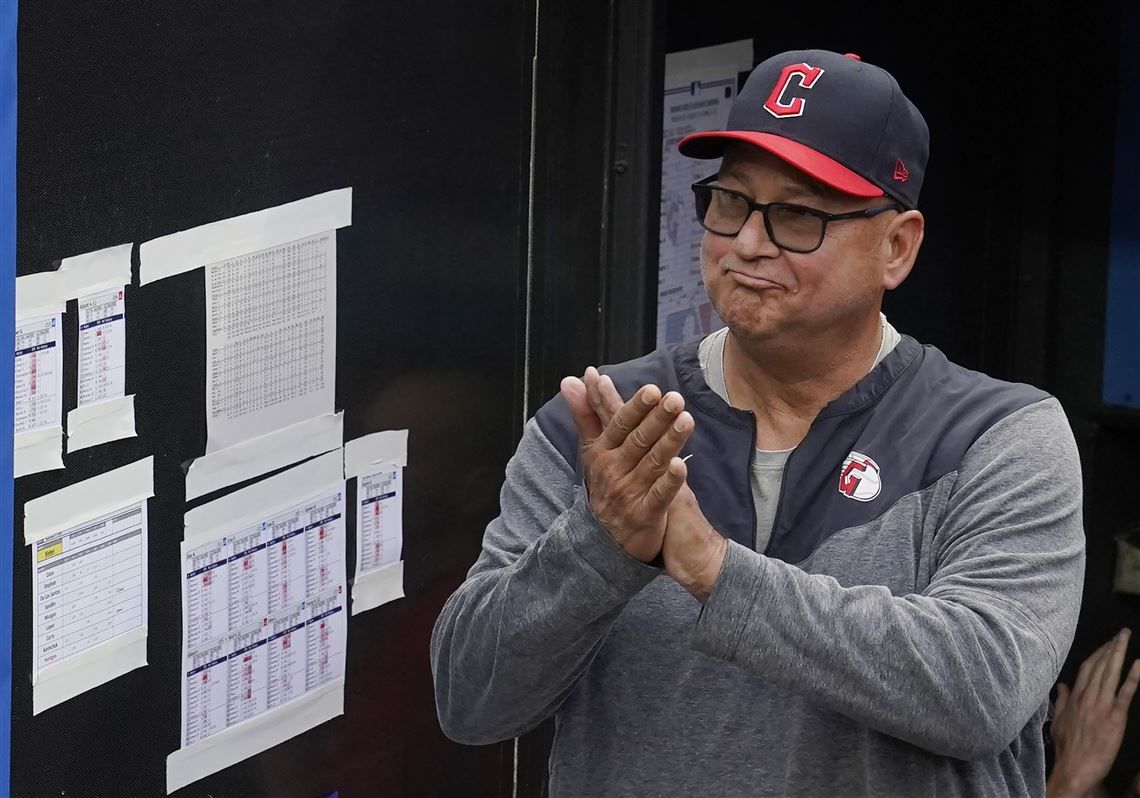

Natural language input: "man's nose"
[732,209,780,259]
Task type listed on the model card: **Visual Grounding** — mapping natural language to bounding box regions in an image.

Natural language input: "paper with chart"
[59,242,136,451]
[24,456,153,714]
[14,312,64,476]
[658,39,753,347]
[205,230,336,453]
[77,288,126,406]
[15,313,62,436]
[169,451,346,792]
[345,430,408,614]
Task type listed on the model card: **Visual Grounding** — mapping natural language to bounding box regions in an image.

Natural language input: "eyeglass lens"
[694,185,824,252]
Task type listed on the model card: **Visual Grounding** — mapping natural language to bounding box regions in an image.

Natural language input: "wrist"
[677,532,727,603]
[1046,765,1096,798]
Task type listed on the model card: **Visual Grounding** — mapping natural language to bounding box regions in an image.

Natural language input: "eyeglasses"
[691,175,902,254]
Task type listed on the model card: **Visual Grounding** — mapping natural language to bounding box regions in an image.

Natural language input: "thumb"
[561,376,603,446]
[1054,683,1070,718]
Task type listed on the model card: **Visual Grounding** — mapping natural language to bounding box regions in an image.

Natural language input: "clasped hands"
[560,367,727,602]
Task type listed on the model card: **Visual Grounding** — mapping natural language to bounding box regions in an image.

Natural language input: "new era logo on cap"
[677,49,930,209]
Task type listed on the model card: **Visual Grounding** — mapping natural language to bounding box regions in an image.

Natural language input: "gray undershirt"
[698,315,900,552]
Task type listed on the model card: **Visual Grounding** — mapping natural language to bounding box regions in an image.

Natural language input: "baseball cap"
[678,50,929,209]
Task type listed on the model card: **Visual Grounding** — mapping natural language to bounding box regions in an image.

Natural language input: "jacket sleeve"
[430,414,661,745]
[692,397,1086,760]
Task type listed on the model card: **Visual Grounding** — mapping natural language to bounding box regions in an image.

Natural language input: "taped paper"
[184,448,343,545]
[15,427,63,478]
[66,395,136,452]
[34,626,147,715]
[167,679,344,794]
[32,500,148,713]
[203,231,337,453]
[58,242,133,298]
[175,460,347,791]
[343,429,408,478]
[16,271,64,319]
[24,456,154,545]
[352,561,405,615]
[139,188,352,285]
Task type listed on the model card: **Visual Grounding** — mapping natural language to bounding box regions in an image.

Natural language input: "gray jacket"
[431,336,1085,797]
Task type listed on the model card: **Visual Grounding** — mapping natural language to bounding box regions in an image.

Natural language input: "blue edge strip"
[0,1,14,794]
[1103,1,1140,409]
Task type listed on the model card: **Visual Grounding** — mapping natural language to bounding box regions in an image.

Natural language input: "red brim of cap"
[677,130,884,198]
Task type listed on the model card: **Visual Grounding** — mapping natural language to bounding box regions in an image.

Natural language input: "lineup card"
[76,287,126,406]
[14,313,62,434]
[33,501,147,679]
[356,465,403,576]
[179,483,347,748]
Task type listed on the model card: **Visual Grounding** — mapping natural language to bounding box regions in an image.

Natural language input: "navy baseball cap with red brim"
[678,50,929,209]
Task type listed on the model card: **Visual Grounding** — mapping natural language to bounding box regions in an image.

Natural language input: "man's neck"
[724,314,884,450]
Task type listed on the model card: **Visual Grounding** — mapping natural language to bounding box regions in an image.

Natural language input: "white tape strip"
[351,560,405,615]
[139,188,352,285]
[344,429,408,478]
[14,427,64,478]
[16,271,65,319]
[33,626,148,715]
[185,412,343,501]
[58,243,133,298]
[184,449,343,545]
[66,395,137,452]
[166,678,344,794]
[24,456,154,544]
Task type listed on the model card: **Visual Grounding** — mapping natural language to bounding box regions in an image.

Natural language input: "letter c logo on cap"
[764,63,825,118]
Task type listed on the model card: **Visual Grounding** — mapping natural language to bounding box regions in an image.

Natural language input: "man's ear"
[881,210,924,290]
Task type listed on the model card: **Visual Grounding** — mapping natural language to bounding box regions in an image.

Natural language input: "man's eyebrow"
[715,168,830,203]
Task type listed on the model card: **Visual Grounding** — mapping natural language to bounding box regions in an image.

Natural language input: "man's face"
[699,143,895,345]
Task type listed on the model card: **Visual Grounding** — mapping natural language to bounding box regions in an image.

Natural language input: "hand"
[1047,629,1140,798]
[560,367,693,562]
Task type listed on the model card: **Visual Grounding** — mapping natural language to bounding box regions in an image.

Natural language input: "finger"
[617,390,686,464]
[1100,629,1132,699]
[583,367,610,426]
[598,375,624,423]
[561,376,603,445]
[1116,660,1140,714]
[643,456,687,513]
[1090,634,1124,701]
[598,384,662,451]
[1075,640,1110,696]
[635,409,694,482]
[1054,683,1070,717]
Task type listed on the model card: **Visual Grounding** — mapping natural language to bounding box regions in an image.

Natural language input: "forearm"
[693,541,1070,759]
[431,492,659,744]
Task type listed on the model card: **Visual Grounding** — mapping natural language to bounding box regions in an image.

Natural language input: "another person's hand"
[1047,628,1140,798]
[560,367,692,562]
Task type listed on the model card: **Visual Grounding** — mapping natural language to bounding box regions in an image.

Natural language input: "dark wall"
[16,3,532,796]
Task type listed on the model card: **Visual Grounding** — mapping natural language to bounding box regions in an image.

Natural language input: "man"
[431,49,1085,796]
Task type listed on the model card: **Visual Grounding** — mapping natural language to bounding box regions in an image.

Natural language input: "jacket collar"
[673,333,923,424]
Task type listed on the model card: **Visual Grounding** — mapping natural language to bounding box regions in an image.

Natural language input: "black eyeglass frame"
[691,175,904,254]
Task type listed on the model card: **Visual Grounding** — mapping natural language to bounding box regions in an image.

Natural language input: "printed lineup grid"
[207,233,331,421]
[209,317,327,419]
[34,504,146,672]
[180,486,347,749]
[14,315,59,434]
